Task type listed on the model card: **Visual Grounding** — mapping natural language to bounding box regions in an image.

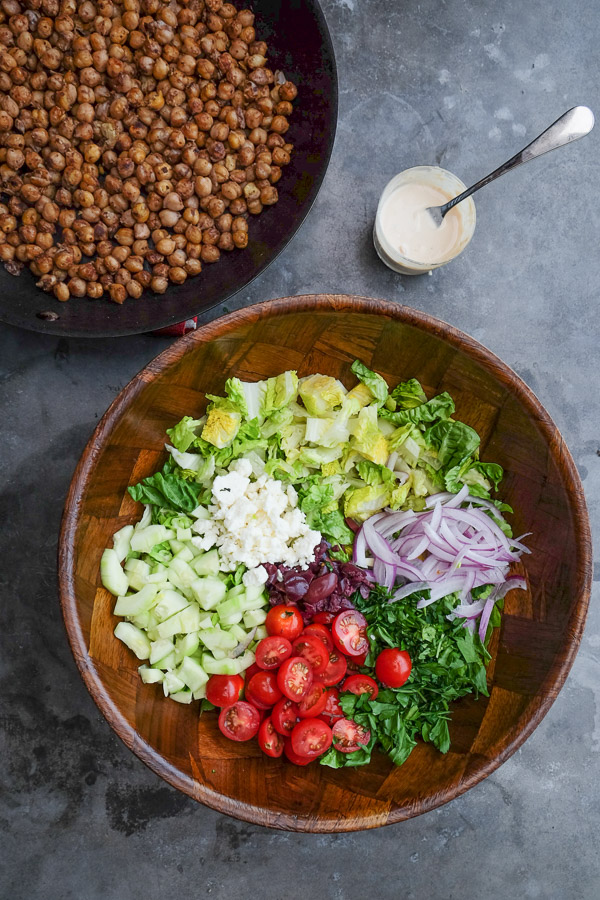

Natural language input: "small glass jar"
[373,166,477,275]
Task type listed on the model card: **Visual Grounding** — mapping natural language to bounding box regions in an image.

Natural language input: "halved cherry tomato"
[265,604,304,641]
[271,698,300,736]
[302,623,334,652]
[257,716,285,758]
[375,647,412,688]
[283,739,313,766]
[246,670,283,708]
[343,674,379,700]
[332,717,371,753]
[255,636,293,670]
[290,717,333,758]
[205,674,244,707]
[320,649,348,686]
[218,701,260,742]
[331,609,369,658]
[292,633,328,675]
[276,656,313,701]
[312,611,335,625]
[298,681,328,719]
[322,687,344,721]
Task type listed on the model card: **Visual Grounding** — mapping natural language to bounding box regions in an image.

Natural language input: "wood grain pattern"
[58,295,592,832]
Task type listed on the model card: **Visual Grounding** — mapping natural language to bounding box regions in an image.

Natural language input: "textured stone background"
[1,0,599,897]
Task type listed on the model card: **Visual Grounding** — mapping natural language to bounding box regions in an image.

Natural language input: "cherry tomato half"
[255,635,293,670]
[375,648,412,688]
[302,623,334,652]
[322,687,344,721]
[205,674,244,707]
[331,609,369,658]
[343,674,379,700]
[320,649,348,687]
[276,656,313,702]
[292,633,328,675]
[332,717,371,753]
[265,604,304,641]
[218,701,261,742]
[257,716,285,758]
[290,717,333,759]
[283,739,313,766]
[298,681,328,719]
[271,698,300,736]
[246,670,283,708]
[312,611,335,625]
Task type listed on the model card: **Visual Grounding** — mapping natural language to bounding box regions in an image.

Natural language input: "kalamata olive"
[283,573,312,602]
[305,572,338,603]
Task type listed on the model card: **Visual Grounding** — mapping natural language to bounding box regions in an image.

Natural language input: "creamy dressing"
[379,182,462,264]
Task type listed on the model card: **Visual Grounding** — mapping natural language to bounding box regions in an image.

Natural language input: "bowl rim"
[58,294,593,831]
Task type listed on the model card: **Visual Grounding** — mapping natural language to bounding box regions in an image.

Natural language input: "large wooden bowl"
[59,295,592,831]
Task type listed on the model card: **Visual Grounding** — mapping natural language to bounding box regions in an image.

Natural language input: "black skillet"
[0,0,337,337]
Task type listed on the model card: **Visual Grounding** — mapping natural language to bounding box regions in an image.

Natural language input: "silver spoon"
[426,106,595,227]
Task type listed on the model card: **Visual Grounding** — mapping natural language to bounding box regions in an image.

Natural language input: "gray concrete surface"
[1,0,599,897]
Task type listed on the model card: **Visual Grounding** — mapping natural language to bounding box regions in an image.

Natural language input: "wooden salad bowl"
[59,295,592,831]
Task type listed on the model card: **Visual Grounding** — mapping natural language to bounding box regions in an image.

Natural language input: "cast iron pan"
[0,0,337,337]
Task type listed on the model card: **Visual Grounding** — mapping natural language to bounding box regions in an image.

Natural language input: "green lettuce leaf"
[128,463,206,513]
[355,460,394,485]
[299,482,335,513]
[350,359,389,406]
[390,378,427,409]
[166,416,203,452]
[424,419,480,469]
[379,392,455,426]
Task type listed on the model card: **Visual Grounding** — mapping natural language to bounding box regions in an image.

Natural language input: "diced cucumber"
[176,528,192,542]
[227,584,246,600]
[173,545,194,563]
[124,557,151,591]
[163,671,185,695]
[190,575,226,610]
[192,684,207,700]
[130,525,175,554]
[243,607,268,628]
[218,608,244,626]
[244,584,266,603]
[167,557,197,589]
[153,651,177,670]
[112,524,134,562]
[191,504,210,520]
[149,638,175,665]
[114,583,158,617]
[255,626,268,641]
[138,665,164,684]
[240,593,267,613]
[190,548,220,576]
[177,656,209,692]
[156,602,203,639]
[211,648,227,660]
[101,549,129,597]
[175,632,200,660]
[170,689,193,704]
[236,649,256,672]
[154,589,189,622]
[168,538,186,554]
[114,621,151,660]
[227,623,248,642]
[199,627,238,652]
[202,654,244,676]
[171,515,192,530]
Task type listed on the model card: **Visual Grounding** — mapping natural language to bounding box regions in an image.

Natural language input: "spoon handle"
[441,106,595,217]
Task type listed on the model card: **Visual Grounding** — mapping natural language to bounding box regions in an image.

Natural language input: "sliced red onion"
[478,595,496,644]
[389,581,430,602]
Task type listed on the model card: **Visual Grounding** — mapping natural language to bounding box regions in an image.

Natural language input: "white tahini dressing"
[379,182,462,264]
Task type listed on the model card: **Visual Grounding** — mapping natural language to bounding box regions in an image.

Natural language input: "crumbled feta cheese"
[197,459,321,571]
[242,565,269,588]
